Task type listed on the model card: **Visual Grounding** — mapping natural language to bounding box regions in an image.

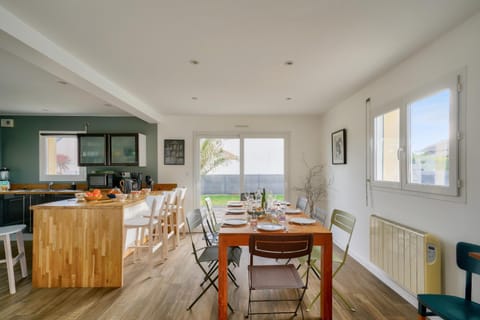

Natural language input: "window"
[195,134,288,207]
[370,71,463,197]
[39,131,86,182]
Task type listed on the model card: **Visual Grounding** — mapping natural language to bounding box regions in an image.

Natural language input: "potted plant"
[295,161,329,214]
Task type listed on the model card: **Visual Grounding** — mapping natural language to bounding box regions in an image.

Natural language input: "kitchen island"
[31,197,149,288]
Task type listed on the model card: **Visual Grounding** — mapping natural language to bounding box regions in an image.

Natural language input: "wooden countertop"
[0,189,82,195]
[31,196,146,209]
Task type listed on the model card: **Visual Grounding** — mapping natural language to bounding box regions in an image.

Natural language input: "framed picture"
[164,139,185,165]
[331,129,346,165]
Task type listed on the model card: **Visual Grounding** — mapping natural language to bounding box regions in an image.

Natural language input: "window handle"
[397,148,404,160]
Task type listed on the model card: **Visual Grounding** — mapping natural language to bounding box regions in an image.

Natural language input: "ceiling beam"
[0,5,163,123]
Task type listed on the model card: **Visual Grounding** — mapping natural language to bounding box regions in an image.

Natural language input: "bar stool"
[0,224,28,294]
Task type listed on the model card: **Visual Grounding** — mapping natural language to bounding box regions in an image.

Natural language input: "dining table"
[217,203,333,319]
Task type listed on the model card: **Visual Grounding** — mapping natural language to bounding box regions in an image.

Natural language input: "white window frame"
[369,69,464,198]
[193,131,290,207]
[39,131,86,182]
[371,102,402,190]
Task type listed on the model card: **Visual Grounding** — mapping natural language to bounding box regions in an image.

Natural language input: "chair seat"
[124,216,150,227]
[418,294,480,320]
[198,246,242,267]
[249,264,304,290]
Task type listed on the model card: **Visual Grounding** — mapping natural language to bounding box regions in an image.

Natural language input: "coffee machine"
[0,167,10,191]
[131,172,143,190]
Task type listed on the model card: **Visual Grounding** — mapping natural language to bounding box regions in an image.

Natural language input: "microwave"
[87,173,116,189]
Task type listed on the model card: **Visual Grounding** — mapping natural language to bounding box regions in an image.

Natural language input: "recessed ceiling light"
[41,108,49,111]
[104,103,114,107]
[189,60,199,65]
[284,60,294,66]
[56,80,68,85]
[192,97,198,100]
[286,97,293,101]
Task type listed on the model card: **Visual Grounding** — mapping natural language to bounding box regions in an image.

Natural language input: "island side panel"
[32,206,123,287]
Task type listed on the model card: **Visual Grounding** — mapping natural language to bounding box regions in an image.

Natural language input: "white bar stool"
[0,224,28,294]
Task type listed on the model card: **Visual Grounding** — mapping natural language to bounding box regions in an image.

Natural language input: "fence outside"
[201,174,284,195]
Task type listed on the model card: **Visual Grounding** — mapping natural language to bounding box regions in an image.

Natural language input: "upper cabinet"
[78,133,146,167]
[109,133,146,166]
[78,134,108,166]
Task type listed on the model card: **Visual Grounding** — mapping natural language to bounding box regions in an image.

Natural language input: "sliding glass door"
[195,134,287,207]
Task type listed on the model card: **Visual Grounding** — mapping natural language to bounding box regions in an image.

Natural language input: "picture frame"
[331,129,346,165]
[164,139,185,165]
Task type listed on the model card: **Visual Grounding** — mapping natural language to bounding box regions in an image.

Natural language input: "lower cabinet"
[1,193,76,232]
[0,195,26,226]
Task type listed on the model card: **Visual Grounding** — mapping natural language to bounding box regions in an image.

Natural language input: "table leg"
[321,237,333,319]
[218,237,228,320]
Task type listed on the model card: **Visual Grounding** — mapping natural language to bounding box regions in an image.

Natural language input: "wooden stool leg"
[15,231,28,278]
[3,234,16,294]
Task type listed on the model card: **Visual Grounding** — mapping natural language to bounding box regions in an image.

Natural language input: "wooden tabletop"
[217,209,333,320]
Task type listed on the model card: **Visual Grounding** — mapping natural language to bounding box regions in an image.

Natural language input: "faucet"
[48,182,54,190]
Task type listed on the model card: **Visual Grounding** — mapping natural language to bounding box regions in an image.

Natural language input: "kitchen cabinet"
[109,133,146,166]
[78,134,108,166]
[78,133,146,167]
[0,194,26,226]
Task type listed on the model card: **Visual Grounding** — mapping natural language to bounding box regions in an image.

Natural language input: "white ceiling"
[1,1,479,123]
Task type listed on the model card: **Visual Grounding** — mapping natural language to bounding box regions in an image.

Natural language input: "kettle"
[119,178,133,194]
[0,167,9,181]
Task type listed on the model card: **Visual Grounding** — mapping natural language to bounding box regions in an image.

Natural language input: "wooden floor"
[0,236,417,319]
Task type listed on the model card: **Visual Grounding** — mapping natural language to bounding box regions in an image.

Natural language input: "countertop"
[31,196,147,209]
[0,189,82,195]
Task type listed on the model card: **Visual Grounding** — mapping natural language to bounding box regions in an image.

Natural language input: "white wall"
[320,12,480,302]
[156,115,322,215]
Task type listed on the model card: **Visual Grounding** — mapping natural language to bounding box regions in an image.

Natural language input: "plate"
[223,219,247,226]
[290,218,316,225]
[227,201,244,207]
[226,208,246,214]
[257,223,283,231]
[285,208,301,214]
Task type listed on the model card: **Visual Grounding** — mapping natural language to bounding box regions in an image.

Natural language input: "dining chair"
[295,196,309,213]
[417,241,480,319]
[124,196,166,268]
[298,209,356,311]
[0,224,28,294]
[246,233,313,319]
[185,209,242,312]
[204,196,221,232]
[311,207,328,226]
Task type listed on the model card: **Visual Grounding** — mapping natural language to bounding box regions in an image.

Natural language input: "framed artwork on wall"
[164,139,185,165]
[331,129,346,165]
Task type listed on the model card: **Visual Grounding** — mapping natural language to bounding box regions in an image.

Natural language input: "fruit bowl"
[84,194,103,201]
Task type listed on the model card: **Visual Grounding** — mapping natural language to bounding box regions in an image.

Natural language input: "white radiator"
[370,214,442,295]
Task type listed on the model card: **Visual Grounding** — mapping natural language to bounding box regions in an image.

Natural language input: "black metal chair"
[245,233,313,319]
[185,209,241,313]
[418,241,480,319]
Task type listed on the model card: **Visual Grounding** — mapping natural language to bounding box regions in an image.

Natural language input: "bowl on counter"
[75,192,86,201]
[115,194,128,202]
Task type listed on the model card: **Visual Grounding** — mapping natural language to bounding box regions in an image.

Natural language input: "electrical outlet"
[1,119,14,127]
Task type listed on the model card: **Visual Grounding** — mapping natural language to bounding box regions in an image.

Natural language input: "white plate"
[285,208,301,214]
[290,218,316,225]
[257,223,283,231]
[227,201,244,207]
[223,219,247,226]
[226,208,246,214]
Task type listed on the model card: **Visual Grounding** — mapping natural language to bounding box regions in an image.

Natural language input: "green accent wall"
[0,116,157,183]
